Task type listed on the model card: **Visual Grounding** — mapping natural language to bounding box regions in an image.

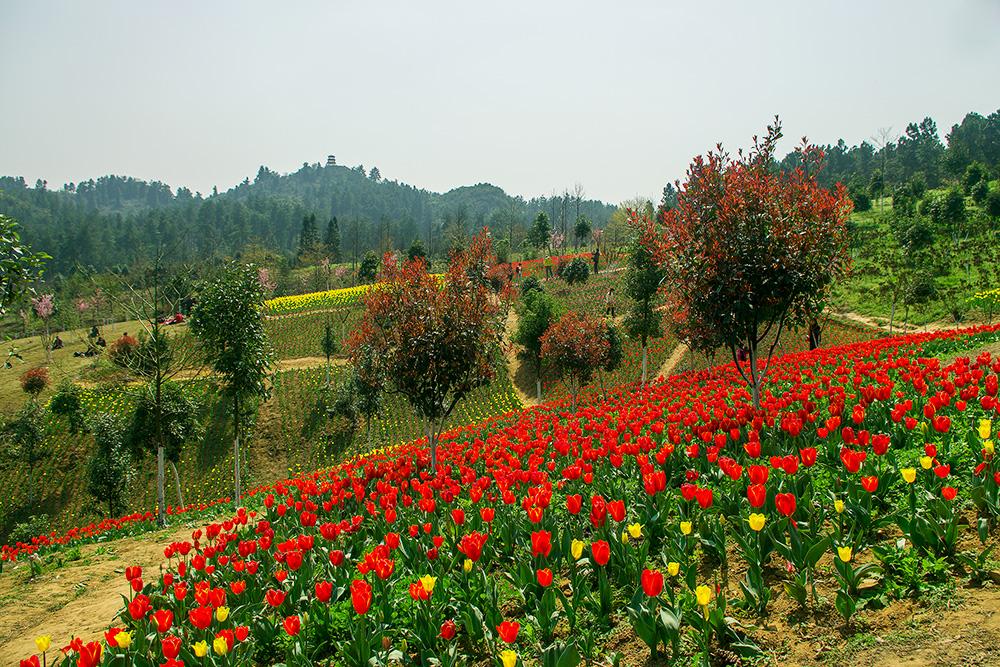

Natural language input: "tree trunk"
[427,420,437,471]
[233,395,242,506]
[157,444,166,526]
[889,295,897,334]
[536,358,543,402]
[641,345,648,387]
[747,343,761,410]
[169,460,185,508]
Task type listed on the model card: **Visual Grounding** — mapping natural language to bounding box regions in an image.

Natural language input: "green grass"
[832,188,999,326]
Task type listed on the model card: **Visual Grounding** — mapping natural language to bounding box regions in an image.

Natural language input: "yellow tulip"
[621,530,629,544]
[215,605,230,622]
[627,523,643,539]
[680,521,693,535]
[463,559,473,573]
[979,419,992,440]
[920,455,933,470]
[213,636,229,656]
[419,575,437,594]
[667,561,680,577]
[837,546,852,563]
[500,649,518,667]
[571,539,585,560]
[748,513,766,532]
[900,468,916,484]
[834,499,845,514]
[193,641,208,657]
[695,584,712,607]
[34,636,51,652]
[114,631,132,649]
[986,440,995,455]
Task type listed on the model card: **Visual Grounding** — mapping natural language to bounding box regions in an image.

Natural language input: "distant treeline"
[777,109,1000,201]
[0,166,614,275]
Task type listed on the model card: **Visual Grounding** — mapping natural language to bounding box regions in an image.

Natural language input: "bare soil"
[0,523,195,665]
[503,308,538,408]
[656,343,688,381]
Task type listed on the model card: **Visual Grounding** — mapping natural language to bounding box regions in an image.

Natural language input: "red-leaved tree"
[637,118,852,407]
[540,311,611,411]
[348,230,510,470]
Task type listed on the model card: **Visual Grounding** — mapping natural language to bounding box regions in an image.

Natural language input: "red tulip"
[641,568,664,597]
[315,580,333,603]
[496,620,520,643]
[77,642,103,667]
[747,483,767,508]
[440,619,457,640]
[151,608,173,633]
[942,486,957,501]
[536,568,553,587]
[861,475,879,493]
[265,589,286,608]
[188,605,213,630]
[128,594,151,620]
[591,540,610,566]
[530,530,552,558]
[283,615,301,636]
[774,492,796,517]
[608,500,626,521]
[351,579,372,615]
[748,465,769,485]
[458,531,488,562]
[161,634,182,659]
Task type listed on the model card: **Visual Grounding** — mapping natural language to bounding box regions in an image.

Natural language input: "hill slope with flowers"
[4,322,1000,666]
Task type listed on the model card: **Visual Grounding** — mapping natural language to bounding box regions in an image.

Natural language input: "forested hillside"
[0,165,615,274]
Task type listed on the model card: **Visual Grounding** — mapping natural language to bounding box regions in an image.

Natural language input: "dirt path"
[655,343,688,381]
[772,587,1000,667]
[0,523,196,664]
[829,309,983,334]
[503,309,537,408]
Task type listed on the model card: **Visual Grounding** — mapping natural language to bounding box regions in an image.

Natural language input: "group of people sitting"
[51,313,186,359]
[72,326,108,357]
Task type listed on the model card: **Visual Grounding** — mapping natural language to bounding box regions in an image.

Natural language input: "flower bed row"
[264,285,373,316]
[13,323,1000,666]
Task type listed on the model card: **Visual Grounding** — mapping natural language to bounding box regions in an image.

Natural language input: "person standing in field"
[544,254,553,279]
[593,246,600,274]
[604,286,616,318]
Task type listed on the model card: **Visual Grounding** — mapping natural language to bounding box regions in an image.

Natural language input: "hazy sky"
[2,0,999,204]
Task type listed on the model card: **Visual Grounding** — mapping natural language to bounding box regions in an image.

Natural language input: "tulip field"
[8,321,1000,666]
[265,309,363,361]
[264,285,373,316]
[268,365,523,475]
